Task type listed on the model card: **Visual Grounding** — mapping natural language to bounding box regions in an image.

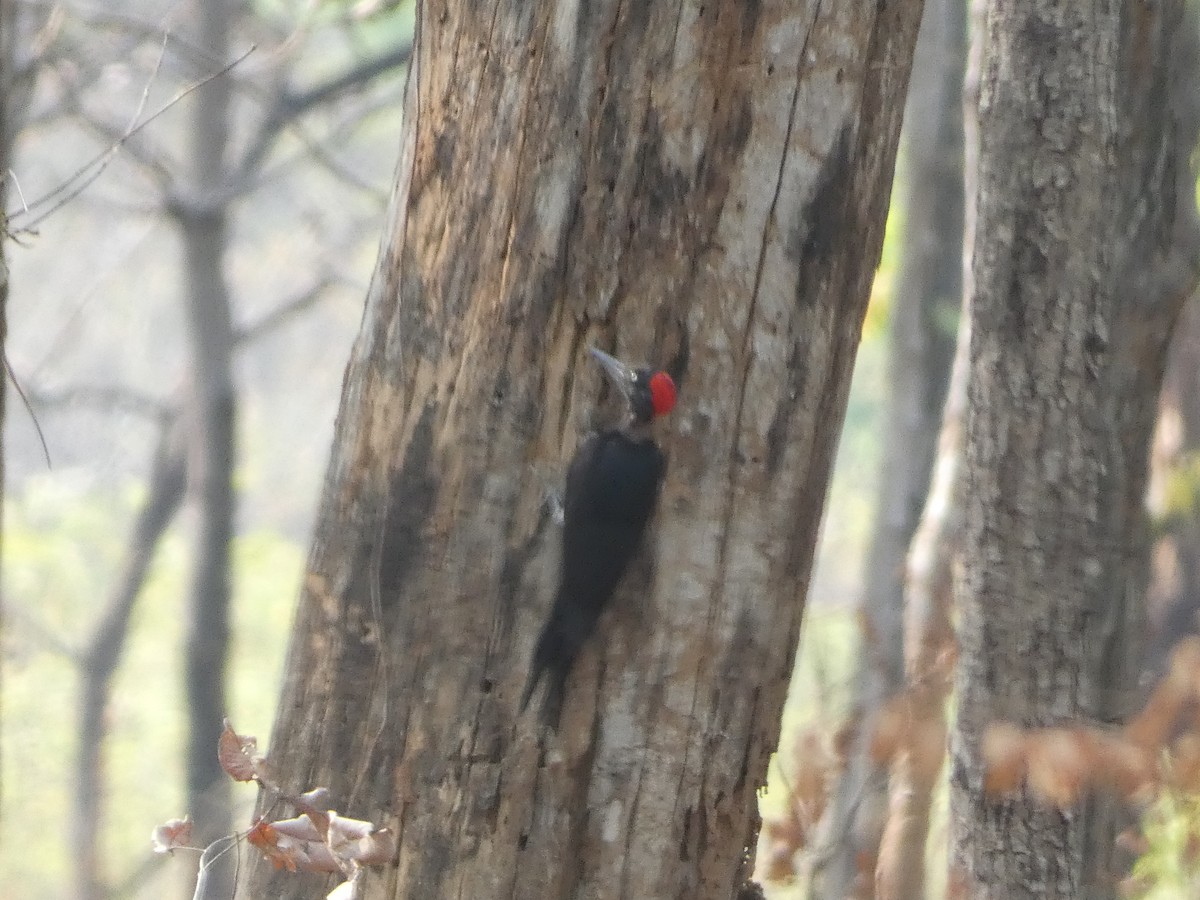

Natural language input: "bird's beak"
[587,346,637,399]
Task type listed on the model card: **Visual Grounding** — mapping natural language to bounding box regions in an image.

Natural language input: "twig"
[7,42,255,234]
[234,275,334,344]
[28,384,170,420]
[10,29,168,219]
[4,352,52,467]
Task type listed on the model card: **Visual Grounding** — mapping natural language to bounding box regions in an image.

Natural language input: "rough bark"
[74,416,186,900]
[949,1,1200,897]
[809,0,963,892]
[178,0,238,893]
[250,1,927,898]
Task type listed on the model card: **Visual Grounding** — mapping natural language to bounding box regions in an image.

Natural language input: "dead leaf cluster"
[757,726,848,882]
[153,720,395,900]
[981,636,1200,809]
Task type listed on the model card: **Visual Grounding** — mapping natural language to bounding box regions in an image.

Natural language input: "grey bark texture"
[949,0,1200,897]
[809,0,963,892]
[250,1,927,897]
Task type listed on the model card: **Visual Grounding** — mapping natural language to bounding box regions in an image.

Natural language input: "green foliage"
[1129,790,1200,897]
[0,477,302,898]
[1154,451,1200,536]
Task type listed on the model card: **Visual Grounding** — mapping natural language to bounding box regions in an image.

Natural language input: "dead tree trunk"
[810,0,963,892]
[250,2,927,897]
[949,0,1200,896]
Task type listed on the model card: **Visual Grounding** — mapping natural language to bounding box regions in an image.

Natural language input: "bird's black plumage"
[519,427,667,727]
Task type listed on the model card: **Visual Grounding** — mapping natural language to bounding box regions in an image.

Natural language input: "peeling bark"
[250,1,927,897]
[949,0,1200,896]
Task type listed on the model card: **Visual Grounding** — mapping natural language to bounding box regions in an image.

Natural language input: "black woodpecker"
[519,346,678,727]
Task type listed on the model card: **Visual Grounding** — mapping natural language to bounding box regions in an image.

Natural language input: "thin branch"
[4,352,52,467]
[1,597,82,662]
[233,41,411,183]
[11,29,168,216]
[234,276,334,344]
[6,43,255,234]
[28,384,170,421]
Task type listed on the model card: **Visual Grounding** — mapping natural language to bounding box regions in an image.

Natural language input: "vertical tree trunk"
[810,0,963,892]
[1146,290,1200,670]
[949,0,1200,896]
[74,417,186,900]
[251,1,928,898]
[178,0,237,894]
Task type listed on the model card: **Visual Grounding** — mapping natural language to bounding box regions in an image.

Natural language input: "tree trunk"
[178,0,238,894]
[949,0,1200,896]
[251,2,926,897]
[75,416,186,900]
[810,0,963,892]
[1146,290,1200,671]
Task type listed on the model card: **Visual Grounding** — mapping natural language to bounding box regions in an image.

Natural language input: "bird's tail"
[518,613,586,729]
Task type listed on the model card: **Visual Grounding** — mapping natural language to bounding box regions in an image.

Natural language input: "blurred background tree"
[2,0,411,895]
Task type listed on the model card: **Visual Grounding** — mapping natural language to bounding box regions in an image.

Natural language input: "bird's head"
[588,346,677,426]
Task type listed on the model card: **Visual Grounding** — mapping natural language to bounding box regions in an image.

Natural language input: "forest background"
[2,0,1198,898]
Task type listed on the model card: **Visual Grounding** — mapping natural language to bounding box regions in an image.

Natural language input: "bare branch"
[4,352,52,467]
[235,276,335,344]
[233,41,411,183]
[6,42,255,235]
[27,384,170,421]
[1,597,82,662]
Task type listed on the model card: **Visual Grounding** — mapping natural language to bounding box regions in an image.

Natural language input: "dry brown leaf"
[271,814,323,842]
[910,717,948,784]
[761,813,804,854]
[1169,734,1200,792]
[1096,736,1156,804]
[247,817,341,874]
[1170,636,1200,697]
[247,820,296,873]
[981,722,1026,796]
[1115,828,1150,856]
[151,816,192,854]
[218,719,266,783]
[946,865,970,900]
[1124,679,1186,749]
[786,730,835,836]
[1025,728,1092,809]
[1119,874,1152,897]
[758,843,795,882]
[327,812,396,867]
[869,696,909,767]
[1184,829,1200,866]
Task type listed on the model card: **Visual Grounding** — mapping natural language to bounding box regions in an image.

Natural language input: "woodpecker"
[519,346,678,727]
